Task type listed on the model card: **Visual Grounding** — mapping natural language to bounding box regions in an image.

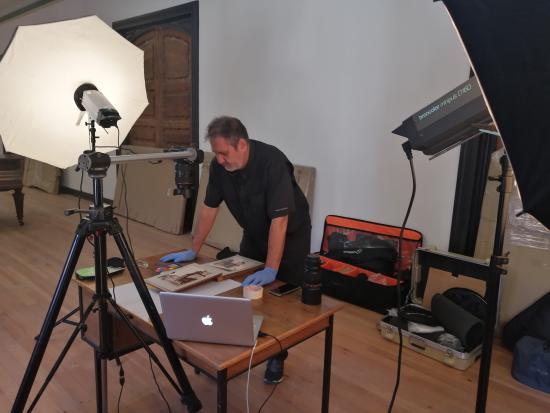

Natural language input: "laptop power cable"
[246,339,259,413]
[255,332,284,413]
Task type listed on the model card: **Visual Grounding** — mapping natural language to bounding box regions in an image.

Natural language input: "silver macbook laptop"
[159,292,264,346]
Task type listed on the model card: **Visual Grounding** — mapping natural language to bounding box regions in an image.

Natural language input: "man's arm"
[265,215,288,270]
[191,204,219,253]
[242,215,288,286]
[160,204,219,263]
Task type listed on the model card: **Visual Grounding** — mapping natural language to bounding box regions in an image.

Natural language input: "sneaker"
[264,350,288,384]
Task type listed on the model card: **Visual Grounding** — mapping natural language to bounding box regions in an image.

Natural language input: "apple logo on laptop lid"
[201,314,213,326]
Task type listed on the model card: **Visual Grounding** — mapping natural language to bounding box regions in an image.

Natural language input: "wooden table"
[75,255,344,412]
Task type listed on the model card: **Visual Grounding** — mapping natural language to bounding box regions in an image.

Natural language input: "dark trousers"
[239,224,311,286]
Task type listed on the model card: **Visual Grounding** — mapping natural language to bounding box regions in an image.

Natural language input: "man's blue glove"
[242,267,277,286]
[160,249,197,263]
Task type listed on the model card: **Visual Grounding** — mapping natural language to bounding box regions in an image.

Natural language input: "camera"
[164,147,204,199]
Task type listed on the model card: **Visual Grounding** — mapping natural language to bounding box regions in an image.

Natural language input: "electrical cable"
[114,146,135,257]
[78,169,84,219]
[116,357,125,413]
[387,142,416,413]
[120,162,134,256]
[109,271,117,303]
[149,351,172,413]
[257,332,283,413]
[109,298,178,413]
[246,339,259,413]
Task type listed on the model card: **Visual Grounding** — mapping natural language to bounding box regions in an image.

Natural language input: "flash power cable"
[387,142,417,413]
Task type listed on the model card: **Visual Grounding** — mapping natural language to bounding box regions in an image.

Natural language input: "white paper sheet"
[109,279,241,321]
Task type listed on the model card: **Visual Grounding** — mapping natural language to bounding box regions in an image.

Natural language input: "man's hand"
[242,267,277,286]
[160,249,197,263]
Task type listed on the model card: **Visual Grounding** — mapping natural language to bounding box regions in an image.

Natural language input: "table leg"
[322,315,334,413]
[217,370,228,413]
[12,188,24,225]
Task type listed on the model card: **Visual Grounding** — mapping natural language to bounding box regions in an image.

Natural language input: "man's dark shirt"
[204,139,310,247]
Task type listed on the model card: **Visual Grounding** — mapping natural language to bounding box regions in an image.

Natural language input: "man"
[161,116,311,383]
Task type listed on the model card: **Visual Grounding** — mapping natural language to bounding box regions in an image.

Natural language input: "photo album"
[145,255,264,292]
[145,263,221,292]
[203,255,263,279]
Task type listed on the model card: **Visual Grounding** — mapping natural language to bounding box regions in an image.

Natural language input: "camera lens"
[302,254,322,305]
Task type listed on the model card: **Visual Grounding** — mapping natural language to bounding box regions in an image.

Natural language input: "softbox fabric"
[441,0,550,229]
[0,16,148,169]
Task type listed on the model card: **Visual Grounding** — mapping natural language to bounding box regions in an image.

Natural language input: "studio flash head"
[74,83,121,128]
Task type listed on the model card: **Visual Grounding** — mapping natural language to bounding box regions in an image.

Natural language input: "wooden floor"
[1,188,549,412]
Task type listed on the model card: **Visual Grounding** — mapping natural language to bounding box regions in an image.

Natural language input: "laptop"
[159,292,264,346]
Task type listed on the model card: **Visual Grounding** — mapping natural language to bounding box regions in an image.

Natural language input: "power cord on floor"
[257,332,283,413]
[149,352,172,413]
[115,357,125,413]
[387,142,417,413]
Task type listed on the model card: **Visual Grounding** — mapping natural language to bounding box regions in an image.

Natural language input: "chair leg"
[12,188,24,225]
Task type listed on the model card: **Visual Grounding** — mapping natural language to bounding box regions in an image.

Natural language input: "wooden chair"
[0,153,25,225]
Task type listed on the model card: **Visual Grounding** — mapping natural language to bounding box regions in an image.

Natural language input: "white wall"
[0,0,469,250]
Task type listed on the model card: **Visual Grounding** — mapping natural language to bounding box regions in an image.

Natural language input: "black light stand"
[476,154,512,412]
[11,122,202,413]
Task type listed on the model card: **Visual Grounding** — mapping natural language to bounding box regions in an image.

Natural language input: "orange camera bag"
[320,215,422,313]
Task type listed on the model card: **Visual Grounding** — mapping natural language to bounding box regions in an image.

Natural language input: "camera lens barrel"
[302,254,322,305]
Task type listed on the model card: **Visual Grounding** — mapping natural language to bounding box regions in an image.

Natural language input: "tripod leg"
[93,353,109,413]
[111,229,202,412]
[12,228,88,413]
[108,297,183,395]
[93,229,112,413]
[27,298,98,412]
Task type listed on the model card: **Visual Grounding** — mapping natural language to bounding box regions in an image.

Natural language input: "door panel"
[126,28,192,149]
[113,1,199,233]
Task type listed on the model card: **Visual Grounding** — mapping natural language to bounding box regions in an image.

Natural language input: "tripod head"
[77,151,111,178]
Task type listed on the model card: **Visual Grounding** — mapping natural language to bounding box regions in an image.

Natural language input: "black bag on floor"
[502,292,550,351]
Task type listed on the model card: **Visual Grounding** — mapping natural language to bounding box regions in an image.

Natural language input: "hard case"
[378,248,489,370]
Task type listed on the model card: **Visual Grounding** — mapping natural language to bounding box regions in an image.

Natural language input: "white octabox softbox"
[0,15,148,168]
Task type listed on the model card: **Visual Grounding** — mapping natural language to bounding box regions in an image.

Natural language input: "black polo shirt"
[204,139,310,244]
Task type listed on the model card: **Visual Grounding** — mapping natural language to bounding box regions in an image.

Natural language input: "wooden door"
[113,2,199,232]
[126,27,192,148]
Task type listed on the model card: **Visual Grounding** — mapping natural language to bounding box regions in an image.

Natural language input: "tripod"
[11,129,202,412]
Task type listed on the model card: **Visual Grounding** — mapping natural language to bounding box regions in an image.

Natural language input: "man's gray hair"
[205,116,249,147]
